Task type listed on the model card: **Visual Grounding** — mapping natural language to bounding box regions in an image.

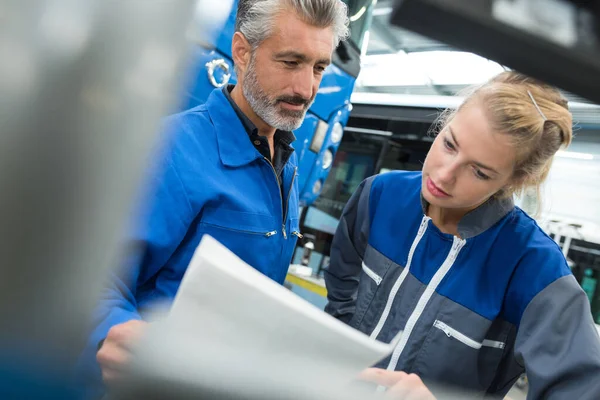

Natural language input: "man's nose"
[291,66,315,101]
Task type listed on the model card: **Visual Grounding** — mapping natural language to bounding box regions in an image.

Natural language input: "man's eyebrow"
[274,51,331,65]
[274,51,308,61]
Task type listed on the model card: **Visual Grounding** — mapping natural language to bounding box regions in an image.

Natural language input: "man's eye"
[283,61,298,67]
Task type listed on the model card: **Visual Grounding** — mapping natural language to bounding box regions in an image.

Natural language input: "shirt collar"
[205,89,262,167]
[222,85,296,145]
[222,85,257,137]
[420,193,514,239]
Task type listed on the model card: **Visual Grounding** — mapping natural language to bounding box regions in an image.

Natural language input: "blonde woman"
[327,72,600,399]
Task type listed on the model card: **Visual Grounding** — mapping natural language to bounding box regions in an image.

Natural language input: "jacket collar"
[420,193,514,239]
[205,88,263,167]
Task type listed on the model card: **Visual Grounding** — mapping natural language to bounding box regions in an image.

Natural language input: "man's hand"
[359,368,436,400]
[96,320,147,385]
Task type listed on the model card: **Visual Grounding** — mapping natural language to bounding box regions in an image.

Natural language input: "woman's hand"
[359,368,436,400]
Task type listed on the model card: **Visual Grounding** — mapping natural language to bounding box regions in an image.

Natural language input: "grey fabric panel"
[351,247,514,396]
[485,324,524,398]
[408,294,512,394]
[350,244,395,330]
[515,274,600,400]
[372,272,426,344]
[457,197,514,239]
[370,286,449,371]
[420,194,514,239]
[335,243,523,398]
[324,176,375,323]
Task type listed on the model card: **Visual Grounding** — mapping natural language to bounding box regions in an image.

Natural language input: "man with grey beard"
[77,0,349,398]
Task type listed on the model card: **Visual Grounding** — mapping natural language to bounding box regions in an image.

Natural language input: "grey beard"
[242,61,311,131]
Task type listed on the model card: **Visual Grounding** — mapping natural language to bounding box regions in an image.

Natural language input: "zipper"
[361,262,382,285]
[370,216,431,340]
[433,320,481,349]
[292,231,303,239]
[385,236,467,371]
[202,222,277,238]
[282,166,297,239]
[264,158,296,240]
[433,320,506,350]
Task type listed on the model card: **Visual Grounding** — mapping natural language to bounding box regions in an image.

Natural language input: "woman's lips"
[426,177,450,198]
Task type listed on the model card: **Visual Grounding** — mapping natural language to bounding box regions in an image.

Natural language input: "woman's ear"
[231,32,251,76]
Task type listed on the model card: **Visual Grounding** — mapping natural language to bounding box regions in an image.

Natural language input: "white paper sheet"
[128,235,400,400]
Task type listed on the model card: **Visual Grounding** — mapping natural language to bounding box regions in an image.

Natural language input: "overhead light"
[372,7,393,16]
[350,6,366,22]
[361,30,370,58]
[556,150,594,160]
[344,126,392,137]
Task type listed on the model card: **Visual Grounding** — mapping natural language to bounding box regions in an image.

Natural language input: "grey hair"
[235,0,349,49]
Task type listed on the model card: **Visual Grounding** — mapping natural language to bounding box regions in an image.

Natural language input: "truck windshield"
[343,0,374,50]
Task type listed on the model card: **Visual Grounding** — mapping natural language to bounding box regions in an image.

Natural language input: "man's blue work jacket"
[78,88,300,395]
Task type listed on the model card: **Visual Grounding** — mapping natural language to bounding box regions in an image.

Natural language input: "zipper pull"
[418,218,428,235]
[265,230,277,237]
[450,239,465,259]
[435,321,452,338]
[441,326,451,338]
[292,231,303,239]
[282,225,287,239]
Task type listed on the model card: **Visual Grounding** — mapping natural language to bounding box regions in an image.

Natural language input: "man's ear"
[232,32,252,75]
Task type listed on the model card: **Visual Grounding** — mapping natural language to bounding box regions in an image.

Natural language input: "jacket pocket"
[198,207,281,280]
[201,222,277,237]
[433,320,506,350]
[351,252,392,329]
[413,319,506,392]
[201,207,278,236]
[362,262,383,285]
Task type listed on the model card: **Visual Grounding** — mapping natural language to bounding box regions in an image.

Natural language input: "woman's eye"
[444,138,455,151]
[473,168,491,181]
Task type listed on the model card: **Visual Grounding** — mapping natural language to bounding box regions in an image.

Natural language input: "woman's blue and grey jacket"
[325,171,600,399]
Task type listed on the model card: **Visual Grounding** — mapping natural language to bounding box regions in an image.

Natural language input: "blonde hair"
[436,71,573,208]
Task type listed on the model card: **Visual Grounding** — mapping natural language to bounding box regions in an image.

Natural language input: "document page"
[127,235,398,400]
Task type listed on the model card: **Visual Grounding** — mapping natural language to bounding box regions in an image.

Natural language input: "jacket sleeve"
[76,118,197,387]
[324,176,375,323]
[514,274,600,399]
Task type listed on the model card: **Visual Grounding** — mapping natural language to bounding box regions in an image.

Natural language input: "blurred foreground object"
[0,0,198,397]
[391,0,600,103]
